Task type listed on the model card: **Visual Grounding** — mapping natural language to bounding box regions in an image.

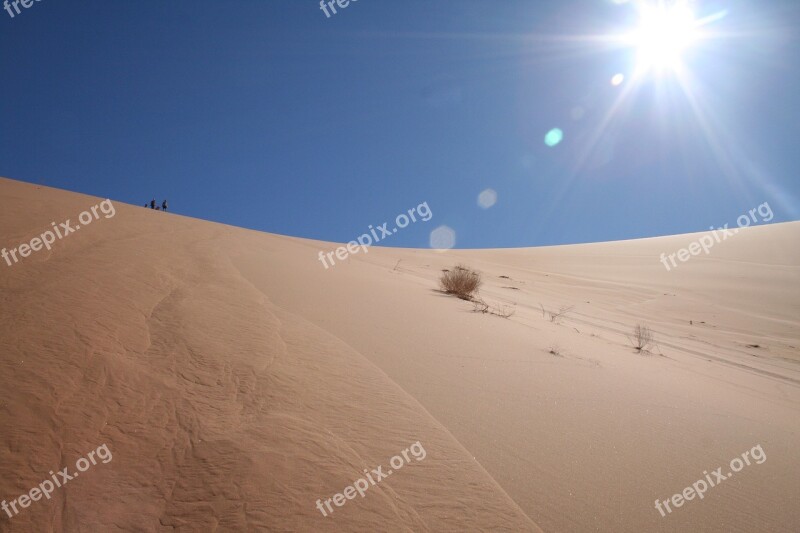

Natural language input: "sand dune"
[1,176,798,532]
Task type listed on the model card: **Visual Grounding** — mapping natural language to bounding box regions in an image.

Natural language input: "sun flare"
[628,2,699,74]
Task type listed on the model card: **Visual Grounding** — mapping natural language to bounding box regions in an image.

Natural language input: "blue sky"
[1,0,798,248]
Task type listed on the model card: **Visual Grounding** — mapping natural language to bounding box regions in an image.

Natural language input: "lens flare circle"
[477,189,497,209]
[544,128,564,147]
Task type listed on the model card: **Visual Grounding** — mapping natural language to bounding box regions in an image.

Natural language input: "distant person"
[162,200,168,212]
[150,199,156,209]
[144,203,148,208]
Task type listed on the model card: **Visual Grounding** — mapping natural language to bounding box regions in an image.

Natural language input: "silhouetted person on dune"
[150,199,156,209]
[162,200,168,212]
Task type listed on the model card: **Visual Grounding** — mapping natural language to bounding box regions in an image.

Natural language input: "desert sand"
[1,176,798,532]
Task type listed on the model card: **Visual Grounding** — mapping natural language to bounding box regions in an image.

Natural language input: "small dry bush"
[440,265,482,300]
[540,303,574,324]
[472,298,490,313]
[629,324,655,353]
[471,297,515,318]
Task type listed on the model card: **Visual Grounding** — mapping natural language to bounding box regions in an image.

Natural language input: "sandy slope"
[1,176,798,532]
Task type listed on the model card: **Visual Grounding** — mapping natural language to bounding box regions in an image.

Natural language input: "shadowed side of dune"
[0,178,538,532]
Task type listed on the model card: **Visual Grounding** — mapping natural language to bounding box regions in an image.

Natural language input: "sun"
[628,2,700,74]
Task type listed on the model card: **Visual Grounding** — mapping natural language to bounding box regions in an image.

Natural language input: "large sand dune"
[1,176,798,532]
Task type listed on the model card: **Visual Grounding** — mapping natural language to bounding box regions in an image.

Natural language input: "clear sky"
[1,0,798,249]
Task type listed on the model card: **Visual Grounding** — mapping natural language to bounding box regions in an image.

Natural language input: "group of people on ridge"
[146,199,168,211]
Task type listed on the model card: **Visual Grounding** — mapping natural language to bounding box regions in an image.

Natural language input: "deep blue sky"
[1,0,798,248]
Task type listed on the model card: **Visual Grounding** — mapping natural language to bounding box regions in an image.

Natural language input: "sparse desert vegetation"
[472,297,515,318]
[540,303,574,324]
[440,265,513,317]
[629,324,655,353]
[472,298,490,313]
[440,264,482,300]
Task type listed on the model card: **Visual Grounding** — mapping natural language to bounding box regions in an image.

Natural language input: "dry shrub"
[440,265,482,300]
[540,303,574,324]
[629,324,655,353]
[472,298,490,313]
[471,297,515,318]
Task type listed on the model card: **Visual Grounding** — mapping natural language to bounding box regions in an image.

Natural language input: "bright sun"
[628,3,699,73]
